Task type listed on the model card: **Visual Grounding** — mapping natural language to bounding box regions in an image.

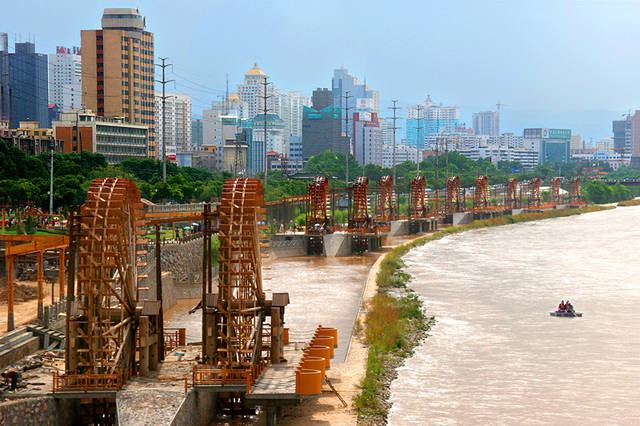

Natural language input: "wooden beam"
[58,249,65,301]
[37,251,44,320]
[6,244,14,331]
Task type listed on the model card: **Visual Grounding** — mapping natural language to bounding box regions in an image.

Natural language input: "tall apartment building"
[612,116,631,158]
[352,112,383,166]
[202,100,227,147]
[472,110,499,136]
[0,38,49,128]
[81,9,156,157]
[192,119,203,149]
[273,89,310,140]
[379,117,394,146]
[406,96,460,147]
[331,68,379,134]
[311,88,332,110]
[302,105,348,159]
[629,110,640,167]
[154,92,192,160]
[238,63,274,120]
[48,46,82,114]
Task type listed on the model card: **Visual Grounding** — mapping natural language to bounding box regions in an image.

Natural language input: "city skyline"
[2,0,640,140]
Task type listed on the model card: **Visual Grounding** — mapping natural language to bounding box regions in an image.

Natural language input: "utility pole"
[445,137,449,181]
[389,100,400,184]
[49,142,54,214]
[225,74,229,114]
[344,91,352,185]
[361,118,366,176]
[435,135,439,181]
[416,105,423,174]
[155,58,173,183]
[262,77,271,187]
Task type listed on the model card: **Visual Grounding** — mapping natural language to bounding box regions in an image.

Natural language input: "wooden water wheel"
[216,178,266,369]
[71,178,144,375]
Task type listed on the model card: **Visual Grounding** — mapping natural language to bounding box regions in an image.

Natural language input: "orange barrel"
[283,328,289,345]
[316,327,338,348]
[306,345,331,368]
[295,368,322,395]
[300,356,326,377]
[302,355,328,372]
[310,336,334,357]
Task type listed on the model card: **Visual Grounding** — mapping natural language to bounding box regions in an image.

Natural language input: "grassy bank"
[617,198,640,207]
[355,205,614,424]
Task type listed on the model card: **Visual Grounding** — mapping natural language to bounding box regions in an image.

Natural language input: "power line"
[155,57,173,183]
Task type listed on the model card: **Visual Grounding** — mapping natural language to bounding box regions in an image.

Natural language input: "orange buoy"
[295,368,322,395]
[283,328,289,345]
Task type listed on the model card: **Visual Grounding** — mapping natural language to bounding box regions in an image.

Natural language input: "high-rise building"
[202,100,226,147]
[406,96,460,147]
[570,134,582,151]
[352,112,383,166]
[0,40,49,128]
[612,116,631,157]
[48,46,82,114]
[154,93,192,160]
[312,88,332,110]
[302,105,348,159]
[331,68,379,134]
[238,63,274,120]
[81,8,156,157]
[472,110,499,136]
[192,119,203,149]
[629,110,640,167]
[523,128,571,163]
[379,117,394,146]
[273,89,310,142]
[252,113,286,155]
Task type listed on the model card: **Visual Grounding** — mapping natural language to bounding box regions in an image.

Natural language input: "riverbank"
[355,205,614,425]
[617,198,640,207]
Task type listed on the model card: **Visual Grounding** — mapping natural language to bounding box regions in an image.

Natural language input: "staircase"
[0,327,39,368]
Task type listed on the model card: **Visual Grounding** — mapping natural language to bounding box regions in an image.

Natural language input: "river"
[165,251,380,362]
[388,206,640,425]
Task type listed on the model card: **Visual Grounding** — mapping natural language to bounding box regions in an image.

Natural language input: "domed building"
[238,62,273,120]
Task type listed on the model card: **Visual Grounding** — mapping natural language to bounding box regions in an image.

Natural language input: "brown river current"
[389,206,640,425]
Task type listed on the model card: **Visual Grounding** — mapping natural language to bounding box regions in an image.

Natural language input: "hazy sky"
[4,0,640,139]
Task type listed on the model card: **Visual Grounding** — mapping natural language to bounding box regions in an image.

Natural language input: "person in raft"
[565,300,574,313]
[558,300,566,312]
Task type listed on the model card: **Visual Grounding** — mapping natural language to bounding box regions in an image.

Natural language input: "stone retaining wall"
[0,397,57,426]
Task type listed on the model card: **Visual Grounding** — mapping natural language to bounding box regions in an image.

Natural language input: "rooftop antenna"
[225,74,229,114]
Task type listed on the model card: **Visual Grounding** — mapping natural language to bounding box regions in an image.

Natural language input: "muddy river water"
[165,250,381,362]
[388,206,640,424]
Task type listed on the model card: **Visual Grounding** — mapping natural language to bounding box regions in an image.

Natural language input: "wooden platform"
[245,344,307,406]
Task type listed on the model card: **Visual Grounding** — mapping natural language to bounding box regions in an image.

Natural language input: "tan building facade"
[81,8,156,157]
